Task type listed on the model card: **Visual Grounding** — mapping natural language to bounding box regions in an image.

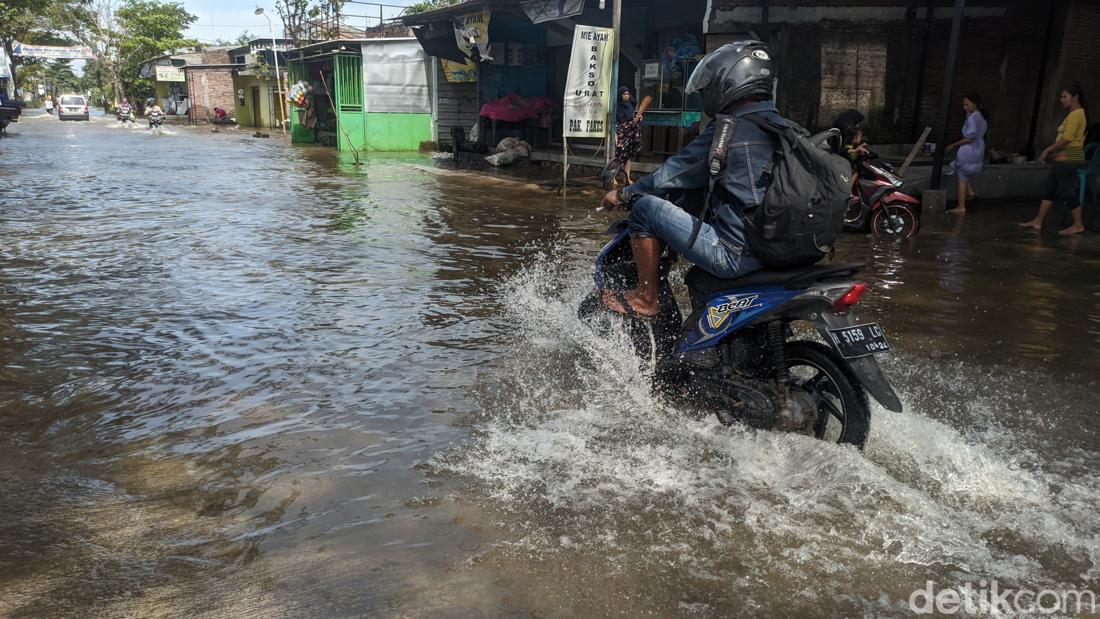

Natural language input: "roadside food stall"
[139,51,208,116]
[404,0,707,168]
[286,38,433,152]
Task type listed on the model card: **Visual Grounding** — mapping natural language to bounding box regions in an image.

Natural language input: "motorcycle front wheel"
[785,341,871,448]
[870,204,919,238]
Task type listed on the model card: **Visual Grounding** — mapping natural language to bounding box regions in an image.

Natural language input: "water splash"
[437,252,1100,609]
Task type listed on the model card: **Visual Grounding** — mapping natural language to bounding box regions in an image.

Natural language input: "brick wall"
[1034,0,1100,152]
[705,0,1098,155]
[182,50,238,124]
[185,67,237,123]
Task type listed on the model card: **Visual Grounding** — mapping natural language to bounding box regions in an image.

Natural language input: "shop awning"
[410,20,468,63]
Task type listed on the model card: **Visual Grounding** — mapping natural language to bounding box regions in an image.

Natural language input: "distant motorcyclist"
[146,98,164,130]
[599,41,786,318]
[117,98,134,123]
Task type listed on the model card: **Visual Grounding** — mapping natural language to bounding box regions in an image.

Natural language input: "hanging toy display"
[287,80,313,107]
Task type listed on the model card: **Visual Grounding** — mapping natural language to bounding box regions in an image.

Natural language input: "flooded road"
[2,110,1100,616]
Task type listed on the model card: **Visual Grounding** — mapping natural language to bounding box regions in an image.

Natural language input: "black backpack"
[739,114,853,268]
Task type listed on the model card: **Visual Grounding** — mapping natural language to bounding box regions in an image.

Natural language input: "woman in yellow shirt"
[1019,85,1088,235]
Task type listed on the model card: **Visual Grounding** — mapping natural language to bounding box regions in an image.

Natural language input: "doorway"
[251,86,264,128]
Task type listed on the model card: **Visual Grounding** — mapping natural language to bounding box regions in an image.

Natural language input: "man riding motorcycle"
[145,97,164,129]
[117,98,134,123]
[600,41,786,318]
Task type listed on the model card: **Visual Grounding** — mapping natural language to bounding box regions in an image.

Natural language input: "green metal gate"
[334,54,366,151]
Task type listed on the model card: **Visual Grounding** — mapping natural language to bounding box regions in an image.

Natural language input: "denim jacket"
[624,100,784,253]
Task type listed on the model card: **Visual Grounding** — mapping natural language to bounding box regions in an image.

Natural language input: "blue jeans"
[628,195,762,279]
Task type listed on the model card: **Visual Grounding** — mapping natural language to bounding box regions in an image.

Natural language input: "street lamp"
[255,6,287,135]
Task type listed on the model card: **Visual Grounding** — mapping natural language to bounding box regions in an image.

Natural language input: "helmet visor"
[684,57,717,96]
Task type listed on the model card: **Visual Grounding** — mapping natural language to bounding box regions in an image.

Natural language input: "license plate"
[827,323,891,358]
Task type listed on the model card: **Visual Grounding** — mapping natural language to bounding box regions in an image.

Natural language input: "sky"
[31,0,418,78]
[181,0,417,43]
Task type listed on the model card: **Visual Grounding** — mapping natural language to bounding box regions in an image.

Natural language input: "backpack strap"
[686,114,736,247]
[685,111,798,247]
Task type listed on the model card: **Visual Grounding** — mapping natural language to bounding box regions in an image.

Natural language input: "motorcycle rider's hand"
[601,189,620,210]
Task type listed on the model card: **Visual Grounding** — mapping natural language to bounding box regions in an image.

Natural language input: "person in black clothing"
[614,87,643,185]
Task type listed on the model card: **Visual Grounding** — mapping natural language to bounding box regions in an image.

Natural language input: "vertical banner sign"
[562,25,614,138]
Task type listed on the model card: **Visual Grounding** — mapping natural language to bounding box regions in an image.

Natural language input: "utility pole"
[930,0,965,191]
[605,0,621,166]
[256,6,287,135]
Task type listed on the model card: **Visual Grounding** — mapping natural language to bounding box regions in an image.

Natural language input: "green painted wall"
[289,105,314,143]
[364,113,432,151]
[338,109,366,151]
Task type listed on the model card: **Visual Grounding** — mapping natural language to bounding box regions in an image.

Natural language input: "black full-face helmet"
[685,41,775,116]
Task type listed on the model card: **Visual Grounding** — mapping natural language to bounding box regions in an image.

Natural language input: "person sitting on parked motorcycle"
[846,128,871,162]
[831,110,870,190]
[831,109,865,159]
[600,41,784,318]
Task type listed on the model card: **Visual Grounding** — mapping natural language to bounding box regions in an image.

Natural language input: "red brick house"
[180,49,243,124]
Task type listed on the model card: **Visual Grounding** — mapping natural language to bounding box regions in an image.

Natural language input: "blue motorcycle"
[579,217,902,448]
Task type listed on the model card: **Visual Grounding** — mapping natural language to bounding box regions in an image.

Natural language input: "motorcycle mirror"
[809,128,841,152]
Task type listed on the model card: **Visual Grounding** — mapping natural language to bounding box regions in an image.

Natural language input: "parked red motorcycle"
[844,152,921,238]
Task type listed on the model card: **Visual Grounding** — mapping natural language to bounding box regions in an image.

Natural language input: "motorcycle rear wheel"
[870,204,919,238]
[784,341,871,448]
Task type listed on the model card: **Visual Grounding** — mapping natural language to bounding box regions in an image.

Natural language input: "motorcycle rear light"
[833,283,868,311]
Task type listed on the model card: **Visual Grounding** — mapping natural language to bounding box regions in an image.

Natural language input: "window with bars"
[335,55,362,112]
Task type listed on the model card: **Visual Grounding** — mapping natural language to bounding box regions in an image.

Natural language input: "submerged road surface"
[2,111,1100,616]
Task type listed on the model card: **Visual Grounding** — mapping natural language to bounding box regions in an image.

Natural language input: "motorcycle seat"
[685,262,864,293]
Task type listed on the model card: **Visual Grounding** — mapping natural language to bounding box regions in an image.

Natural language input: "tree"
[274,0,344,47]
[403,0,462,15]
[42,59,80,94]
[0,0,90,89]
[235,29,254,46]
[74,0,196,105]
[115,0,197,100]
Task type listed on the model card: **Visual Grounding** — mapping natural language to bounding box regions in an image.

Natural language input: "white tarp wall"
[360,39,431,114]
[0,49,12,100]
